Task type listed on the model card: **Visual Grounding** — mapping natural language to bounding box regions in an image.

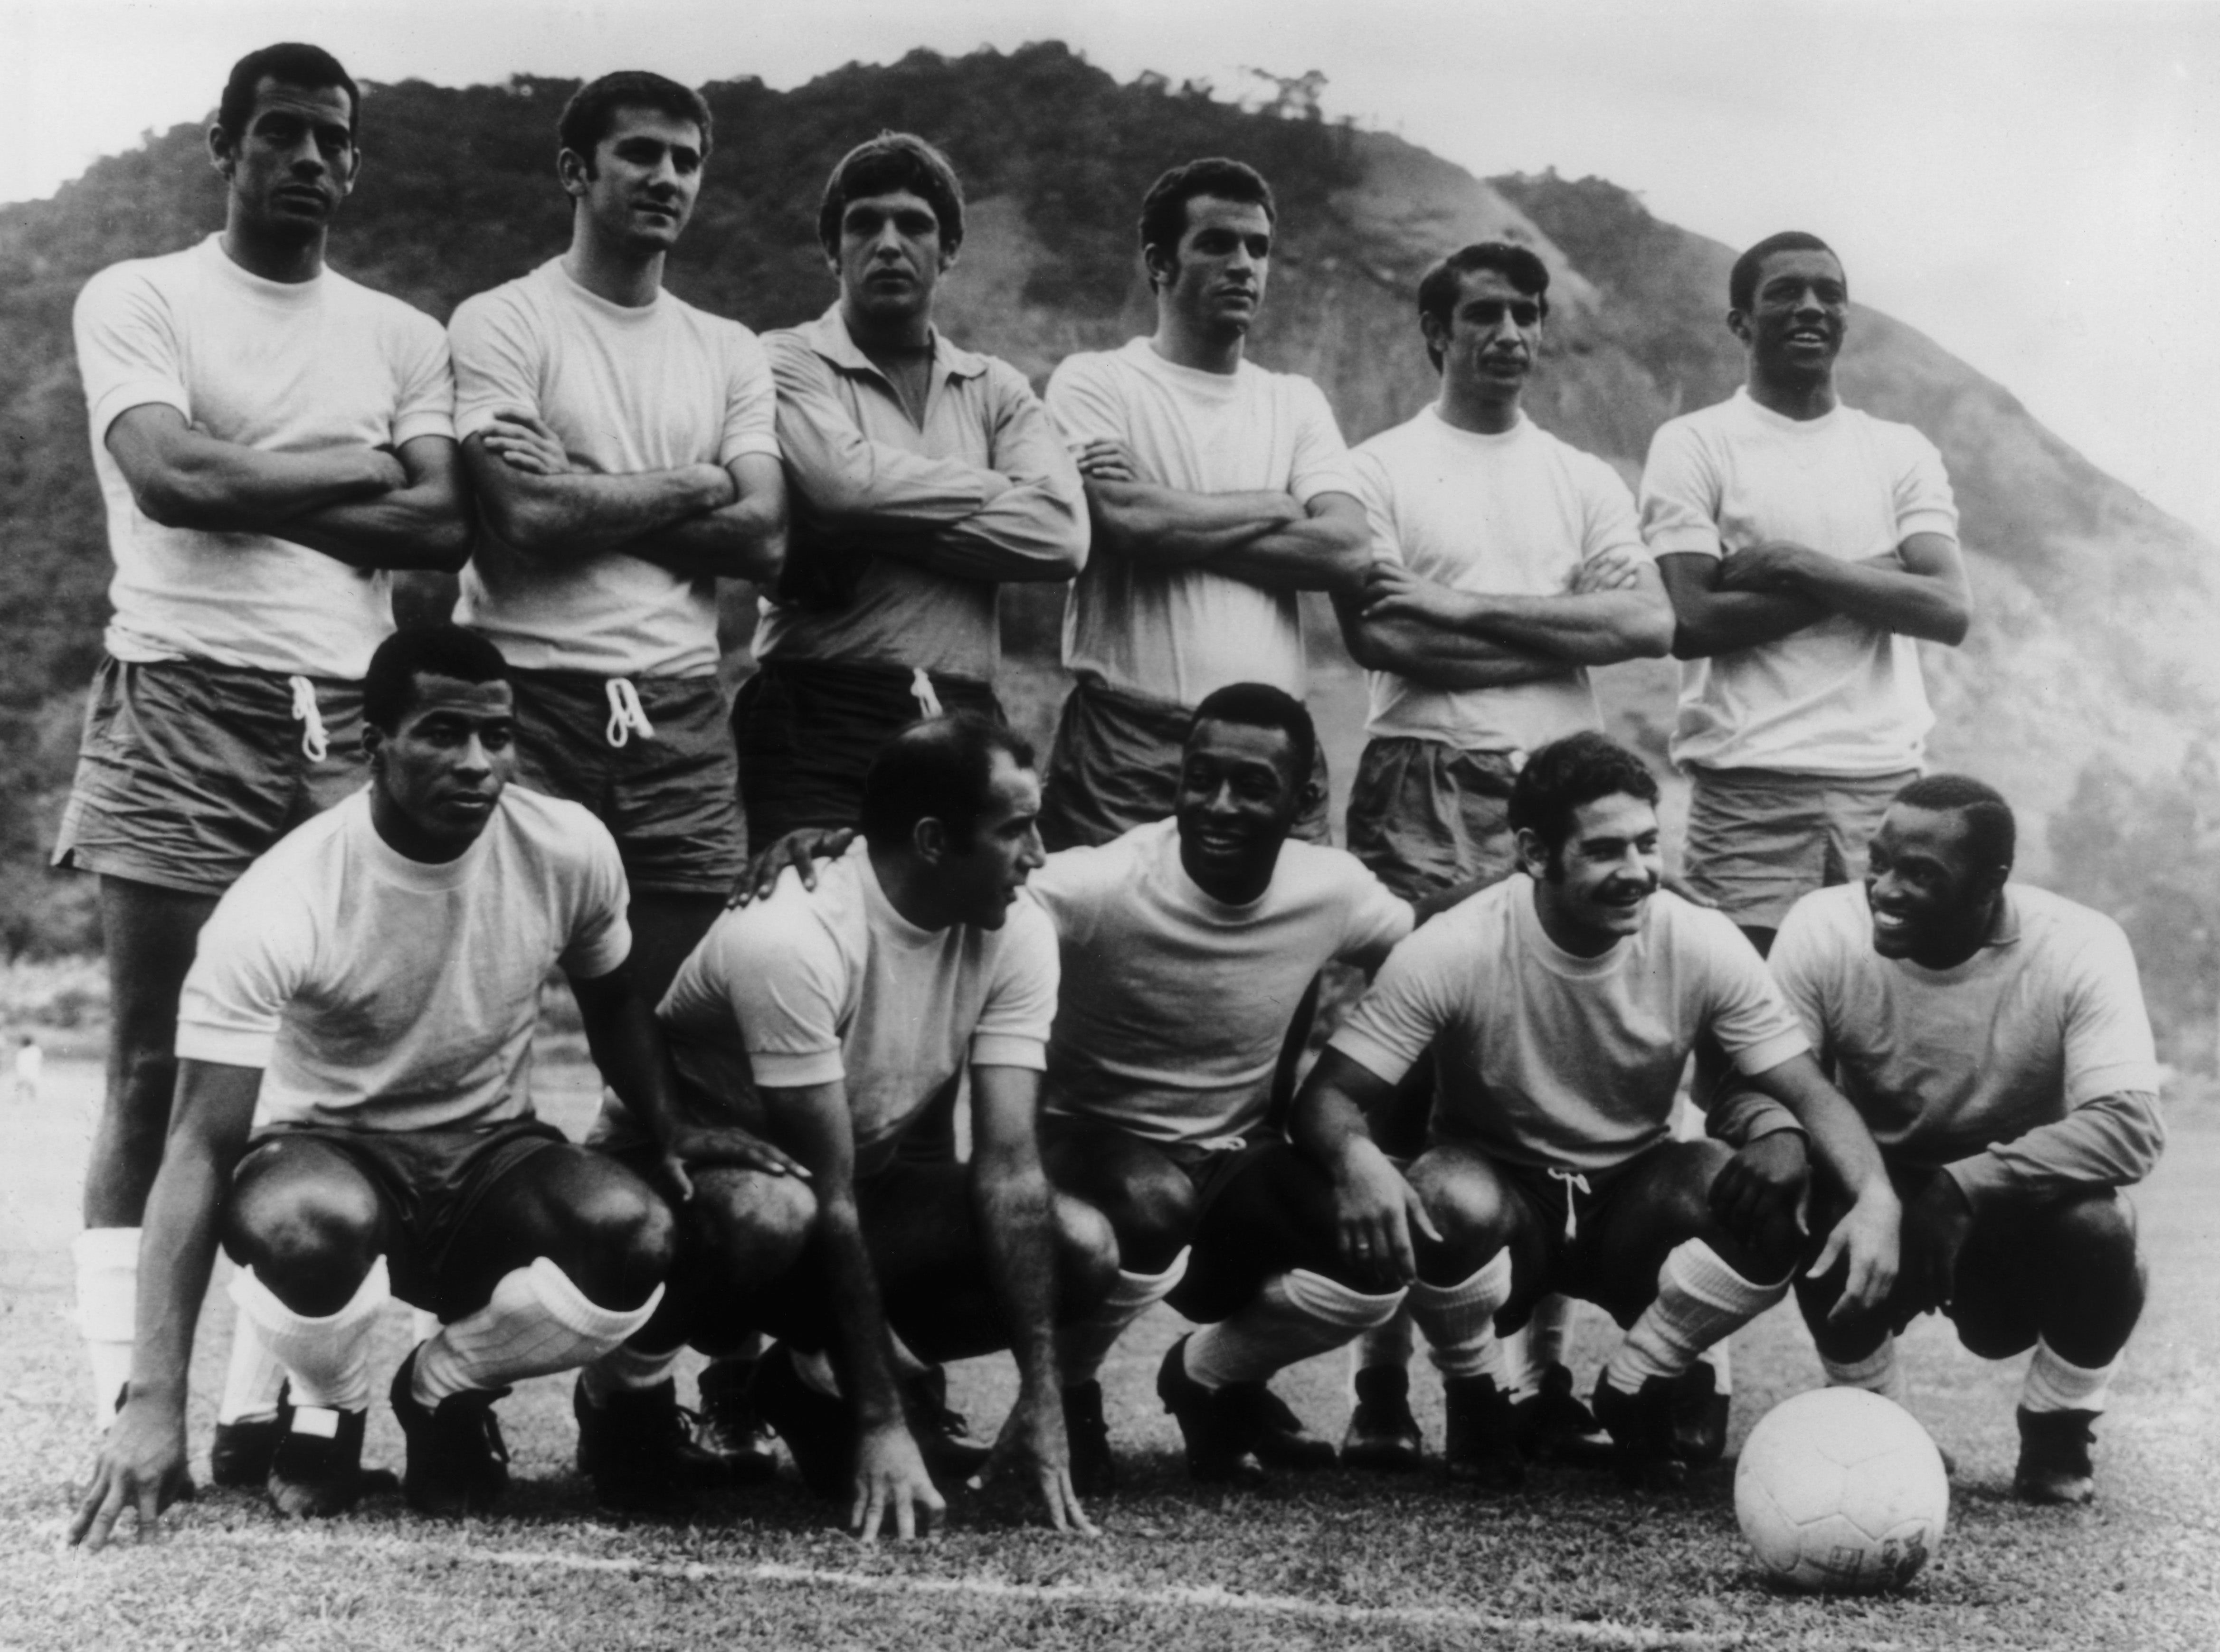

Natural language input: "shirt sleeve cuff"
[2065,1062,2166,1107]
[1643,526,1723,558]
[748,1048,844,1088]
[175,1022,275,1069]
[719,434,783,463]
[89,386,191,446]
[454,403,526,441]
[970,1033,1047,1072]
[1324,1031,1414,1089]
[392,411,458,447]
[1896,510,1959,542]
[1942,1152,2011,1211]
[1732,1030,1812,1078]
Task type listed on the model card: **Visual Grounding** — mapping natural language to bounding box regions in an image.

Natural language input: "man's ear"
[1143,241,1176,293]
[912,816,950,866]
[1513,825,1553,881]
[557,146,591,202]
[361,721,386,771]
[207,123,237,181]
[1726,306,1751,344]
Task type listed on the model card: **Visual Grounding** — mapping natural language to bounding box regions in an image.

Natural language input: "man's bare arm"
[70,1060,261,1550]
[1357,557,1676,664]
[463,417,734,565]
[619,453,789,584]
[1658,550,1831,658]
[1717,532,1971,645]
[1739,1052,1900,1315]
[1330,588,1565,689]
[266,435,474,571]
[105,403,406,537]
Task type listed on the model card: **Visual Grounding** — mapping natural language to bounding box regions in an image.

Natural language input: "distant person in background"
[1642,231,1972,961]
[447,70,787,1485]
[13,1034,43,1105]
[739,132,1086,845]
[1743,775,2163,1504]
[58,42,469,1459]
[1331,241,1674,1474]
[68,627,790,1546]
[1039,157,1368,850]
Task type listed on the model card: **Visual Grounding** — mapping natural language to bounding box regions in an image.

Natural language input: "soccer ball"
[1735,1388,1949,1593]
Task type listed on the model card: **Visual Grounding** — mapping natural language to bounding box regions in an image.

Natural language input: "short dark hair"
[817,132,965,255]
[218,43,361,142]
[1891,773,2016,876]
[1138,158,1276,288]
[1416,241,1551,370]
[363,625,511,732]
[1729,230,1841,313]
[1187,682,1318,786]
[1508,732,1662,856]
[558,72,713,167]
[859,713,1034,852]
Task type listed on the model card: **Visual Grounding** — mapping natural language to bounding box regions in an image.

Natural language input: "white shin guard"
[74,1227,140,1427]
[1059,1248,1189,1386]
[1603,1240,1787,1391]
[411,1258,663,1406]
[1186,1269,1406,1391]
[228,1256,391,1413]
[1409,1250,1515,1384]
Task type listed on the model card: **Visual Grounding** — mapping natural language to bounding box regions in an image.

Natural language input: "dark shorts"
[1682,764,1915,931]
[508,669,742,895]
[53,655,367,897]
[1485,1149,1663,1315]
[733,657,1004,844]
[1038,1113,1283,1222]
[1345,736,1521,903]
[241,1116,569,1313]
[1038,676,1332,852]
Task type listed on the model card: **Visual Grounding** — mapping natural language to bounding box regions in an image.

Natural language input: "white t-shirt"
[176,786,631,1132]
[1639,388,1960,775]
[72,234,455,679]
[1025,817,1412,1144]
[1354,407,1646,752]
[450,259,780,677]
[1330,876,1808,1172]
[1768,883,2164,1192]
[1050,338,1362,706]
[658,842,1059,1179]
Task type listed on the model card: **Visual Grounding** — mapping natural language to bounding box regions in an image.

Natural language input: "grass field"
[4,1058,2217,1652]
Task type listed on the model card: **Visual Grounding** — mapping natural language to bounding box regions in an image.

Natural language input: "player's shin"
[2022,1338,2118,1416]
[412,1258,664,1402]
[1186,1270,1406,1389]
[1603,1239,1788,1391]
[578,1338,683,1405]
[1408,1249,1514,1384]
[1821,1334,1909,1407]
[229,1256,390,1411]
[1058,1247,1189,1385]
[218,1313,288,1425]
[74,1227,139,1426]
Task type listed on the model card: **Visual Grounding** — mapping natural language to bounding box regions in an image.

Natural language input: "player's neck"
[1903,892,2007,971]
[1745,366,1839,422]
[369,788,483,865]
[563,234,664,309]
[1179,840,1281,908]
[1151,312,1245,377]
[219,218,326,285]
[1435,383,1521,436]
[1529,881,1623,959]
[870,844,958,933]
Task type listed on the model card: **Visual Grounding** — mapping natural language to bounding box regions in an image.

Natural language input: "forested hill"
[2,42,2215,972]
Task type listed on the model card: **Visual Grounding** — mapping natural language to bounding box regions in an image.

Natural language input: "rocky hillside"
[0,42,2211,954]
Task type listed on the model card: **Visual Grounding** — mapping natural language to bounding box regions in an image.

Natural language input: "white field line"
[45,1525,1830,1650]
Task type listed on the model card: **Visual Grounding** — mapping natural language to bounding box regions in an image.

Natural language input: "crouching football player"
[1284,732,1901,1490]
[609,714,1114,1538]
[1742,775,2163,1503]
[70,627,796,1546]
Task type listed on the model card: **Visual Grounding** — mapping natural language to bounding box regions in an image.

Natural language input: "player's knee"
[568,1171,677,1304]
[1407,1154,1516,1272]
[687,1167,817,1274]
[1107,1169,1199,1272]
[1053,1192,1120,1319]
[225,1162,382,1293]
[2046,1190,2138,1267]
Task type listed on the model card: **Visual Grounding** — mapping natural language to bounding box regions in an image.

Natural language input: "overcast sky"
[4,0,2215,541]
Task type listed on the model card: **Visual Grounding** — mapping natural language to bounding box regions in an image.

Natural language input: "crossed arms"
[1659,532,1971,659]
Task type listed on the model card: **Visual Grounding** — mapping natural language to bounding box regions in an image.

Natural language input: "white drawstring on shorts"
[1548,1167,1593,1241]
[909,667,943,719]
[287,676,329,762]
[604,678,656,748]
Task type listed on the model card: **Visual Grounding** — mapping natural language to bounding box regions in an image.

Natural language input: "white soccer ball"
[1735,1387,1950,1593]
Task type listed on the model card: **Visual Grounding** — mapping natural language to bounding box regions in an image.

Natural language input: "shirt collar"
[802,302,987,386]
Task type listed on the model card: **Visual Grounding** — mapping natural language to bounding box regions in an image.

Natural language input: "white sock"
[1603,1240,1788,1390]
[2022,1338,2117,1415]
[1701,1336,1734,1394]
[1821,1335,1909,1407]
[74,1227,139,1427]
[1059,1248,1188,1385]
[578,1340,684,1407]
[1503,1293,1578,1401]
[1408,1250,1514,1384]
[217,1310,288,1425]
[411,1259,663,1405]
[1186,1270,1406,1391]
[228,1256,390,1412]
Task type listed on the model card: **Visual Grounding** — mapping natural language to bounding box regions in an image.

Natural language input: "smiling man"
[1641,232,1973,960]
[58,40,471,1448]
[1284,733,1902,1492]
[638,714,1114,1539]
[740,132,1087,846]
[66,626,789,1547]
[1039,158,1369,850]
[1739,774,2164,1503]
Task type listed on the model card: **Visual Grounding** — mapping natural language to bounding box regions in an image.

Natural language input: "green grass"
[6,1061,2217,1650]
